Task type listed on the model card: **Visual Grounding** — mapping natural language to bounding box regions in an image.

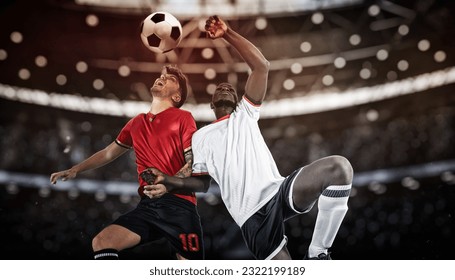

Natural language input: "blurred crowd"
[1,89,454,179]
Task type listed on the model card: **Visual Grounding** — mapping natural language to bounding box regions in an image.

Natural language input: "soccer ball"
[140,12,183,54]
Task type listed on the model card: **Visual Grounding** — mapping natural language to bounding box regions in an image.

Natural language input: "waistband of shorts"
[140,193,198,211]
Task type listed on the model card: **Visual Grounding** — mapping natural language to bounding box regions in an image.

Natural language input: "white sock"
[308,184,351,258]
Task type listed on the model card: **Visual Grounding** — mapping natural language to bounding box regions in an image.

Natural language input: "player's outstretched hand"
[205,15,227,39]
[50,169,76,185]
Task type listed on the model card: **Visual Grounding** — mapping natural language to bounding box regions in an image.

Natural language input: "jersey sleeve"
[180,111,197,150]
[191,131,208,175]
[115,117,134,148]
[237,95,261,121]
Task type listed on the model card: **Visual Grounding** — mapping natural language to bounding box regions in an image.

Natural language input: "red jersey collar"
[147,106,176,119]
[212,114,231,123]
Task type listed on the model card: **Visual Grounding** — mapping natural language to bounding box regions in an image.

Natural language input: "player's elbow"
[264,58,270,69]
[257,58,270,72]
[251,57,269,74]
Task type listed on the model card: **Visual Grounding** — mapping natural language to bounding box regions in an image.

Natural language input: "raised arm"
[50,141,128,184]
[206,15,270,105]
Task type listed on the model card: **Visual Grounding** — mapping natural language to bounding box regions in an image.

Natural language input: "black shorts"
[113,193,204,259]
[240,168,310,260]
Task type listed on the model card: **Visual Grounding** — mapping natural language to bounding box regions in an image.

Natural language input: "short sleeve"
[116,118,134,148]
[191,131,208,175]
[180,111,197,150]
[236,95,261,121]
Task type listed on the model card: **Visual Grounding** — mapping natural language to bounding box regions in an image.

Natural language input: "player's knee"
[92,233,109,251]
[324,155,353,186]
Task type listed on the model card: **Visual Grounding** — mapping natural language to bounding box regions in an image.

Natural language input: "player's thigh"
[292,156,350,210]
[92,224,141,251]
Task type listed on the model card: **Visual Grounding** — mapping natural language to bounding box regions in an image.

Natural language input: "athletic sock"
[308,184,351,258]
[93,248,119,260]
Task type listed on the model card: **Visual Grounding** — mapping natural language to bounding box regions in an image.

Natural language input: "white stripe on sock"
[94,252,119,259]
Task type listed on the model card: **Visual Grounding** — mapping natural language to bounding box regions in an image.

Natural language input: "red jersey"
[116,107,197,204]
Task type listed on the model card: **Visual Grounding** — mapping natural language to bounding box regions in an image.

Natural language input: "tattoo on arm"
[175,149,193,178]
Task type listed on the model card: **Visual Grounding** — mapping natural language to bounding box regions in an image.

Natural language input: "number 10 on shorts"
[179,233,200,252]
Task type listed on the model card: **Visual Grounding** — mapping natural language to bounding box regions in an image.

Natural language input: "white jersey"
[192,96,285,226]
